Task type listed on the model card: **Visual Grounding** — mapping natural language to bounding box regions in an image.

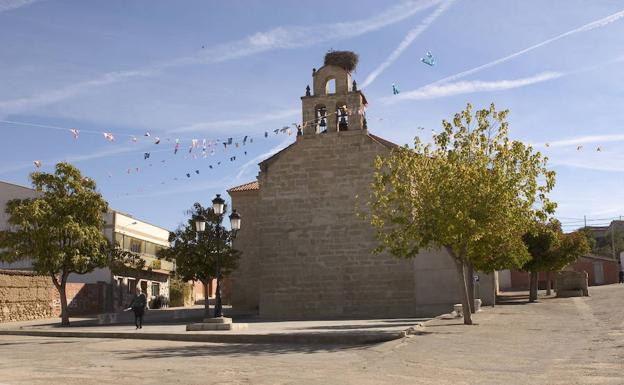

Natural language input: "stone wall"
[232,130,466,319]
[1,269,111,323]
[229,190,260,313]
[0,269,56,322]
[556,270,589,297]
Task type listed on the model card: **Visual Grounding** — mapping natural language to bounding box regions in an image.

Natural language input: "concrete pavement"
[0,317,430,345]
[1,284,623,384]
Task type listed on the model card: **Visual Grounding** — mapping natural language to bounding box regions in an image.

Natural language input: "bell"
[319,117,327,127]
[338,110,348,131]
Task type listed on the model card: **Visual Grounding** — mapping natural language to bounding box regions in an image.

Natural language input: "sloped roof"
[227,180,259,193]
[368,133,398,149]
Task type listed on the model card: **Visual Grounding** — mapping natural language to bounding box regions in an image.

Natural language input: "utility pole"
[612,221,616,260]
[584,215,587,228]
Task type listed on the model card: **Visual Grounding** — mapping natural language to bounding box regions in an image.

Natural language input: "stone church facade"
[228,54,494,319]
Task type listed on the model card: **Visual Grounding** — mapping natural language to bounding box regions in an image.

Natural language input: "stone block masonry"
[1,269,109,323]
[0,269,56,322]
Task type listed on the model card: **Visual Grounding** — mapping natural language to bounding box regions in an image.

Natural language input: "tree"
[522,220,560,302]
[157,202,240,318]
[368,103,555,325]
[0,163,110,326]
[523,220,590,301]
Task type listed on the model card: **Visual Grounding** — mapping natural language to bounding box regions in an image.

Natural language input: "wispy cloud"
[0,143,148,175]
[196,0,441,64]
[385,71,563,102]
[236,137,293,180]
[546,134,624,148]
[171,108,300,134]
[0,0,440,116]
[431,8,624,85]
[361,0,454,88]
[0,69,158,115]
[0,0,38,13]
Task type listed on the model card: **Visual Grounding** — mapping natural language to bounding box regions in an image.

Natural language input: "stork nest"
[324,50,359,72]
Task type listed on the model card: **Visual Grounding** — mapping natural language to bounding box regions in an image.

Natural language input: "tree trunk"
[454,259,473,325]
[59,282,70,326]
[51,273,70,326]
[202,280,210,319]
[466,262,476,313]
[546,272,552,296]
[529,271,538,302]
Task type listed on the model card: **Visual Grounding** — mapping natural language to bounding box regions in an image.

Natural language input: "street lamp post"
[194,194,241,319]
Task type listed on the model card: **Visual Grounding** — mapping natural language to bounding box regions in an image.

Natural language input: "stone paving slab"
[0,318,430,345]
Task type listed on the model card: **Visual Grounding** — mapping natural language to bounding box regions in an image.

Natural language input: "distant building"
[0,180,174,312]
[227,54,495,319]
[498,254,619,291]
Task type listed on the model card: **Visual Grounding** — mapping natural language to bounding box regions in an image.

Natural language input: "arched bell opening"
[325,78,336,95]
[336,104,349,131]
[315,105,328,134]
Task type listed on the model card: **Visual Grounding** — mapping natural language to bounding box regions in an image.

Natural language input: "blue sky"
[1,0,623,232]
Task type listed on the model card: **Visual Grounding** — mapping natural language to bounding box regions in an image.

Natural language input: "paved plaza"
[1,284,623,385]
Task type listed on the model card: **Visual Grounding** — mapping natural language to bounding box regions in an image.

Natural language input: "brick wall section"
[0,269,56,322]
[0,270,110,323]
[231,130,466,319]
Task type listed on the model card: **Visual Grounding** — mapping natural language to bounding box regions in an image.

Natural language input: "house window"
[130,239,142,254]
[152,282,160,297]
[127,278,136,294]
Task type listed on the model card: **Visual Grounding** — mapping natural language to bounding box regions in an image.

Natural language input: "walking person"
[127,287,147,329]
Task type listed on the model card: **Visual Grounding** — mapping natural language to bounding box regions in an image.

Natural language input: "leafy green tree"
[157,202,240,318]
[0,163,110,326]
[522,220,560,302]
[368,103,555,324]
[523,220,590,301]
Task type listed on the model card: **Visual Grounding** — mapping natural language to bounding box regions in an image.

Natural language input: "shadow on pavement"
[293,323,419,330]
[114,343,364,359]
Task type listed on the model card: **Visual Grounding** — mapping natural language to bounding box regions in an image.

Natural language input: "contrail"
[432,8,624,85]
[362,0,455,88]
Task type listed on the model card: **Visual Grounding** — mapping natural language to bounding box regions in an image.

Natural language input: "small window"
[152,282,160,297]
[130,240,142,254]
[326,78,336,94]
[127,279,136,294]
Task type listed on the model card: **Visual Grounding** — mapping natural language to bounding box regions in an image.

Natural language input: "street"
[1,284,623,385]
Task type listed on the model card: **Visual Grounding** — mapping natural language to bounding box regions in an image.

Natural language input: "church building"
[228,52,495,319]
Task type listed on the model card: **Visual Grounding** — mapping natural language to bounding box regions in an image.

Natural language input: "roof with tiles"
[227,180,259,193]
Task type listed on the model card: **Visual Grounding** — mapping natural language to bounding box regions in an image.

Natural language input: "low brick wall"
[1,269,109,323]
[0,269,56,323]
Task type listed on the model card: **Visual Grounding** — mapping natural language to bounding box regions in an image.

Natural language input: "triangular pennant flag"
[33,160,41,168]
[103,132,115,142]
[69,128,79,139]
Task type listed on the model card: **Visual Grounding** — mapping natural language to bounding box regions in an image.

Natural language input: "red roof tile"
[227,180,259,193]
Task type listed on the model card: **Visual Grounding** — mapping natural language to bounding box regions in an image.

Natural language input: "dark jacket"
[129,293,147,310]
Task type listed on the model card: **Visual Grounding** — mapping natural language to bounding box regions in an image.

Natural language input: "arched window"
[337,105,348,131]
[325,78,336,94]
[315,105,327,134]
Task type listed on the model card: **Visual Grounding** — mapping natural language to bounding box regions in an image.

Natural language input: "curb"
[0,329,407,345]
